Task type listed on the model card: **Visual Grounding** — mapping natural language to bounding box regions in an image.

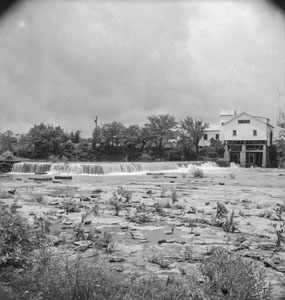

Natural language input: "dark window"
[233,130,237,136]
[238,120,250,124]
[253,130,257,136]
[204,134,208,140]
[216,134,219,140]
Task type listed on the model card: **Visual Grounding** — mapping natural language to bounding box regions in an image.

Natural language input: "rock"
[276,266,285,273]
[128,207,137,218]
[269,214,280,221]
[243,251,263,261]
[81,196,91,202]
[146,190,152,194]
[205,202,210,206]
[108,256,125,263]
[263,258,276,269]
[120,223,129,230]
[130,231,147,240]
[84,220,92,225]
[234,240,251,251]
[50,201,59,205]
[62,220,73,226]
[187,207,197,214]
[73,240,93,252]
[219,182,225,185]
[52,180,63,184]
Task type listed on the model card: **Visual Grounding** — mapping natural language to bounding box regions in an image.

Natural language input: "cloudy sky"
[0,0,284,137]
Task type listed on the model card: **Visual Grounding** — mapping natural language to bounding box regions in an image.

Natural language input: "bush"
[200,248,272,299]
[223,210,239,233]
[192,168,204,178]
[216,202,228,219]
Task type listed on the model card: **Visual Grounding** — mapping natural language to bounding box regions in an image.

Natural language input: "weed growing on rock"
[192,168,204,178]
[269,222,285,251]
[273,203,284,221]
[171,189,178,204]
[109,192,122,216]
[200,247,272,299]
[223,210,239,233]
[216,202,228,219]
[148,251,170,269]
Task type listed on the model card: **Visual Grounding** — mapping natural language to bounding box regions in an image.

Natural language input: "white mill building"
[199,110,274,167]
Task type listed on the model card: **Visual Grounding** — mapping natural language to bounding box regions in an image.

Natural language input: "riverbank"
[1,166,285,298]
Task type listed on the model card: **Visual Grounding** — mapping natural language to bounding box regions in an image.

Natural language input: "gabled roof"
[223,112,274,128]
[205,124,220,131]
[219,110,236,116]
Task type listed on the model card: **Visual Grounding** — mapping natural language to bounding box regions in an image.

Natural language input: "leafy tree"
[209,138,224,158]
[70,130,81,143]
[101,121,126,146]
[0,131,18,154]
[180,117,208,156]
[145,114,177,158]
[27,123,70,159]
[275,111,285,167]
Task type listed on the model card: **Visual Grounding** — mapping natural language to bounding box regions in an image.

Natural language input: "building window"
[238,120,250,124]
[253,130,257,136]
[204,134,208,140]
[233,130,237,136]
[216,134,219,140]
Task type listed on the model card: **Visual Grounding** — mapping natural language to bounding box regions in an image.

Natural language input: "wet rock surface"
[1,167,285,298]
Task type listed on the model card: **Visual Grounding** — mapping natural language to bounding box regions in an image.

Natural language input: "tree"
[101,121,126,146]
[209,138,224,158]
[70,130,81,143]
[145,114,177,159]
[180,117,208,156]
[0,131,18,154]
[27,123,70,159]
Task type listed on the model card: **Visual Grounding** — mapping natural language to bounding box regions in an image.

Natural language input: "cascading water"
[11,162,52,173]
[11,161,220,175]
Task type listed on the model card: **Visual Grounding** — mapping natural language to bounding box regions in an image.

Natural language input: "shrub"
[192,168,204,178]
[223,210,239,233]
[109,192,122,216]
[117,186,132,202]
[269,222,285,251]
[171,189,178,204]
[216,202,228,219]
[200,248,272,299]
[0,204,46,276]
[153,202,166,216]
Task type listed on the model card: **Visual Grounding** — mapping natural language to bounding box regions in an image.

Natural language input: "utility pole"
[93,116,98,146]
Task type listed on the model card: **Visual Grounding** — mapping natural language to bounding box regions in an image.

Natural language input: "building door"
[246,152,262,167]
[230,152,240,164]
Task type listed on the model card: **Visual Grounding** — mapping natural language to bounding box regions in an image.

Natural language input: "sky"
[0,0,284,137]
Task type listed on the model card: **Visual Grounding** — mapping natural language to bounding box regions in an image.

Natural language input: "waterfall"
[11,162,52,173]
[11,161,220,175]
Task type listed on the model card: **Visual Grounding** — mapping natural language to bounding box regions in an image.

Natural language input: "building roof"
[219,110,236,116]
[223,112,274,128]
[205,124,220,131]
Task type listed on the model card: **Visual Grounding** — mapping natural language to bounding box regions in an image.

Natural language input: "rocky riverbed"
[1,166,285,299]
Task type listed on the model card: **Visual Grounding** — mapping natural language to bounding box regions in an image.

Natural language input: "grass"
[0,195,276,300]
[200,248,272,299]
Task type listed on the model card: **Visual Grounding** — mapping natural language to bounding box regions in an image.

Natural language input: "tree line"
[0,114,223,162]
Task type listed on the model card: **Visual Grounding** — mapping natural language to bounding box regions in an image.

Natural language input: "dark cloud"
[0,0,284,136]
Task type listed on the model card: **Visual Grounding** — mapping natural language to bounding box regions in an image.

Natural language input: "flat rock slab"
[130,231,147,240]
[73,240,93,252]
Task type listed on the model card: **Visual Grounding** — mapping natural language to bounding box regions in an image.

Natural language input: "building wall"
[198,130,219,147]
[223,115,269,142]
